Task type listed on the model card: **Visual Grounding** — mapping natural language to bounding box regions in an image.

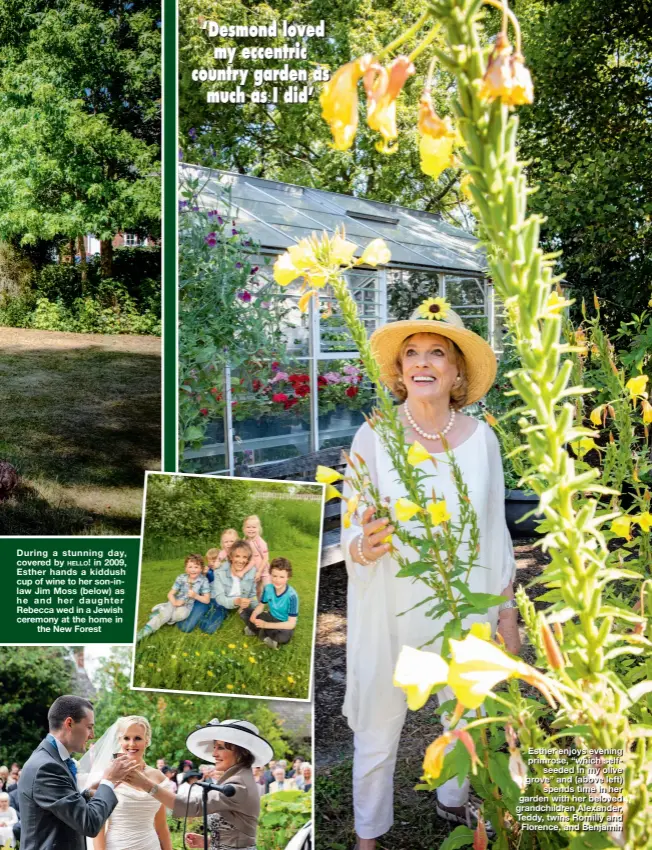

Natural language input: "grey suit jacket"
[18,737,118,850]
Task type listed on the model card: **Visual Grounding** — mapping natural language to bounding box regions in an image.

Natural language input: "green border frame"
[162,0,178,473]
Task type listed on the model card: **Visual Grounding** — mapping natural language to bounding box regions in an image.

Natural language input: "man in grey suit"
[18,694,138,850]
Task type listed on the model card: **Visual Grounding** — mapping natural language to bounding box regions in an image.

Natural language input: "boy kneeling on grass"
[240,557,298,650]
[136,553,211,642]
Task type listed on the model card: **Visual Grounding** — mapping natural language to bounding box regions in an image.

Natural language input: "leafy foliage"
[517,0,652,333]
[0,648,74,763]
[0,0,160,249]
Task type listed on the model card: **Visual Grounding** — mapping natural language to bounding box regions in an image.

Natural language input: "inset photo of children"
[132,472,324,700]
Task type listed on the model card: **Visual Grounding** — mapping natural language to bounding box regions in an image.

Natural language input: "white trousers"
[352,686,470,840]
[146,601,192,631]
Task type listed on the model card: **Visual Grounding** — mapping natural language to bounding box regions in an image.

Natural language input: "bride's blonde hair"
[117,715,152,746]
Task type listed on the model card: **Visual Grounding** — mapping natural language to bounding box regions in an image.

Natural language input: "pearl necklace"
[404,402,456,441]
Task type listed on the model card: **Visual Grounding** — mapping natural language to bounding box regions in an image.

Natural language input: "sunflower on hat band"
[417,297,451,320]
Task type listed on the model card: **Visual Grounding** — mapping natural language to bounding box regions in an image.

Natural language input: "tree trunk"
[68,238,75,264]
[77,235,87,287]
[100,238,113,278]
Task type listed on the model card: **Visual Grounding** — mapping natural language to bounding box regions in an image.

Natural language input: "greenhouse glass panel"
[318,360,375,451]
[387,270,442,320]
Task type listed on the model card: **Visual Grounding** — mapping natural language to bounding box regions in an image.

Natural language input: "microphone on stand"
[194,780,236,796]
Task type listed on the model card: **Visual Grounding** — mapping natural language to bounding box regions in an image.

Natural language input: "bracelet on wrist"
[356,534,372,566]
[498,598,517,614]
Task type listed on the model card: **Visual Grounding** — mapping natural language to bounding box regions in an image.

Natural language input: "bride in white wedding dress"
[78,715,172,850]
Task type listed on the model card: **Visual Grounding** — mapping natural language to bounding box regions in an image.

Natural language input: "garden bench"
[237,447,347,568]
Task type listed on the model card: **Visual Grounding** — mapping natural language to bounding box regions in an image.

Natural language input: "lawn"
[0,327,161,535]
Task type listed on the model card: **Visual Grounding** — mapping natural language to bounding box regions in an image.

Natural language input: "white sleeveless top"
[104,784,162,850]
[341,420,516,731]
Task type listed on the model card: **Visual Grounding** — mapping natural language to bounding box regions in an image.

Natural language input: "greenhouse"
[180,164,504,474]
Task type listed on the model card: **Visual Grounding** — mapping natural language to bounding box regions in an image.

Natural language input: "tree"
[0,648,74,763]
[516,0,652,332]
[0,0,160,278]
[179,0,468,217]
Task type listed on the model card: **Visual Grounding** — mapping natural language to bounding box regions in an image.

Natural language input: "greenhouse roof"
[180,164,486,276]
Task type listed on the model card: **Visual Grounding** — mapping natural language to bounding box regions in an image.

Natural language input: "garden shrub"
[257,790,311,850]
[35,263,84,305]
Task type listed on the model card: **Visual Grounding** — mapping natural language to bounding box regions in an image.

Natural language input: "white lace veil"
[77,720,121,790]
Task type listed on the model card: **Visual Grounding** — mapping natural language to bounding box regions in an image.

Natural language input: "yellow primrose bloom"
[288,238,317,271]
[543,291,572,317]
[273,253,300,287]
[417,297,450,320]
[228,643,236,649]
[626,374,649,400]
[589,405,604,427]
[427,499,451,526]
[343,512,352,529]
[407,441,432,466]
[324,483,344,502]
[571,437,601,458]
[635,512,652,533]
[448,632,536,709]
[641,399,652,424]
[503,54,534,106]
[347,494,360,513]
[395,497,422,521]
[423,733,453,780]
[316,465,343,484]
[419,133,455,179]
[359,238,391,267]
[479,33,513,101]
[611,516,633,540]
[320,55,371,151]
[249,656,257,664]
[330,233,358,266]
[469,622,492,641]
[298,289,317,313]
[394,645,449,710]
[363,56,415,153]
[418,91,456,141]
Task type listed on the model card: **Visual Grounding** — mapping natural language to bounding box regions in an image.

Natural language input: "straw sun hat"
[186,719,274,768]
[370,299,497,406]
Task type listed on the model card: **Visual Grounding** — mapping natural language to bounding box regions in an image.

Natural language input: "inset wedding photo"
[132,472,323,700]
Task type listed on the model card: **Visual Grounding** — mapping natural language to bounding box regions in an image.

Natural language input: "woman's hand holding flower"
[350,506,394,565]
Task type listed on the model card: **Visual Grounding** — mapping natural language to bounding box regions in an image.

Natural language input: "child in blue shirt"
[240,557,299,650]
[136,554,210,642]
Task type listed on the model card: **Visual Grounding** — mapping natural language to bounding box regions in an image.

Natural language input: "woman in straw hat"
[130,719,273,850]
[341,299,519,848]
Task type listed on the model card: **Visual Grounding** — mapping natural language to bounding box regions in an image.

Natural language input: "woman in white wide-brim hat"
[131,719,273,850]
[341,299,519,849]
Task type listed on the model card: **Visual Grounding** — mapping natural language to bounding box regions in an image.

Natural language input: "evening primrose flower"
[395,498,422,521]
[324,483,344,501]
[611,516,633,540]
[423,732,453,780]
[418,91,456,141]
[273,253,300,287]
[298,290,317,312]
[288,238,318,271]
[635,512,652,533]
[571,436,602,459]
[419,133,455,179]
[417,297,450,320]
[543,291,572,317]
[363,56,415,153]
[407,441,432,465]
[427,499,451,525]
[480,33,533,107]
[317,465,343,484]
[394,645,449,710]
[626,374,649,400]
[448,632,539,709]
[330,233,358,265]
[641,399,652,424]
[359,238,391,267]
[320,55,372,151]
[590,405,604,427]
